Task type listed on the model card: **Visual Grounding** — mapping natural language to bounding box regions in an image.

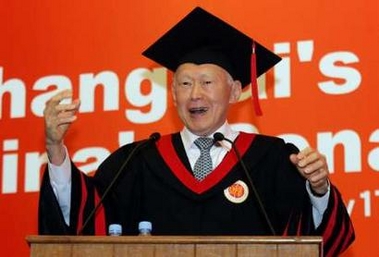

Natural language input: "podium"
[26,235,322,257]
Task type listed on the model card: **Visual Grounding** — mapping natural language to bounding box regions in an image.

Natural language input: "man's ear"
[171,82,177,106]
[229,80,242,103]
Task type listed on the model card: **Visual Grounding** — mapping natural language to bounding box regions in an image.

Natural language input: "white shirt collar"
[180,122,238,152]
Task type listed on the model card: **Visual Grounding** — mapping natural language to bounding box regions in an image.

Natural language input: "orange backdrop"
[1,1,378,256]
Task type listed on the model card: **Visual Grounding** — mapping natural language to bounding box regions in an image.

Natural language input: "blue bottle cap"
[138,221,152,231]
[108,224,122,236]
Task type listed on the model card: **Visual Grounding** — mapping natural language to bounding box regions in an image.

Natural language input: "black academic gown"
[39,132,355,257]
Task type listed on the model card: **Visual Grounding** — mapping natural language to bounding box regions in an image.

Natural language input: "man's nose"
[190,83,204,99]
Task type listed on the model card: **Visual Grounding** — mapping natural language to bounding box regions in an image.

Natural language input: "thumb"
[289,154,299,165]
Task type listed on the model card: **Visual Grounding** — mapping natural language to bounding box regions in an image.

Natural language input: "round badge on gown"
[224,180,249,204]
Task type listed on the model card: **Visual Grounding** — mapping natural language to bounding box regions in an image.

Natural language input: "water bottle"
[138,221,152,235]
[108,224,122,236]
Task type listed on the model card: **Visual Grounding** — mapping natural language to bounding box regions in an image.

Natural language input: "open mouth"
[189,107,208,115]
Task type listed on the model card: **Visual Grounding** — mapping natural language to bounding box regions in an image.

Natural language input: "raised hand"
[43,89,80,165]
[290,147,329,196]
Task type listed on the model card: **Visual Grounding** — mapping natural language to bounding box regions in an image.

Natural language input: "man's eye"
[179,81,191,87]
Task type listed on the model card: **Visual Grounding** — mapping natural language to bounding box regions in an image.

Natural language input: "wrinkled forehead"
[174,63,232,80]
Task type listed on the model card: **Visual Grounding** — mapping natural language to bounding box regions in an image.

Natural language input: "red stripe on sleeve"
[76,173,88,234]
[322,188,355,257]
[296,213,302,235]
[321,189,339,242]
[94,188,106,235]
[326,208,354,257]
[339,221,355,253]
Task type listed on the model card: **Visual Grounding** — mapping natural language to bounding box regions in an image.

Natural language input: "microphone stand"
[213,132,276,235]
[77,133,160,235]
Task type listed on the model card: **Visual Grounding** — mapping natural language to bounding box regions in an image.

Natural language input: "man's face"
[172,63,241,136]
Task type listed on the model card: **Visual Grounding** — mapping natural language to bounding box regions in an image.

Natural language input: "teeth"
[189,107,207,114]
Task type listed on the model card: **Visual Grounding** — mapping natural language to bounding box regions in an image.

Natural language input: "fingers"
[307,168,328,184]
[45,90,80,121]
[44,90,80,145]
[294,147,329,194]
[51,89,73,103]
[55,99,80,124]
[45,90,75,112]
[54,110,78,127]
[45,89,72,111]
[289,153,299,165]
[297,148,325,172]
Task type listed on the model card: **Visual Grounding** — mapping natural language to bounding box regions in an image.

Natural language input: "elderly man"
[39,7,354,257]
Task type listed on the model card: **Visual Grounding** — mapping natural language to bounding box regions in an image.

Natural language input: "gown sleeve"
[282,142,355,257]
[38,162,99,235]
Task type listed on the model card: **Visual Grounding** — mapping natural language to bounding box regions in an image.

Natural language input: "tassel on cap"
[251,42,262,116]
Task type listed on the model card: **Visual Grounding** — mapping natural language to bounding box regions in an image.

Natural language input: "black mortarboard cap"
[142,7,281,115]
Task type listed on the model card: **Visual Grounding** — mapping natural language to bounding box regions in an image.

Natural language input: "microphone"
[213,132,276,235]
[77,132,161,235]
